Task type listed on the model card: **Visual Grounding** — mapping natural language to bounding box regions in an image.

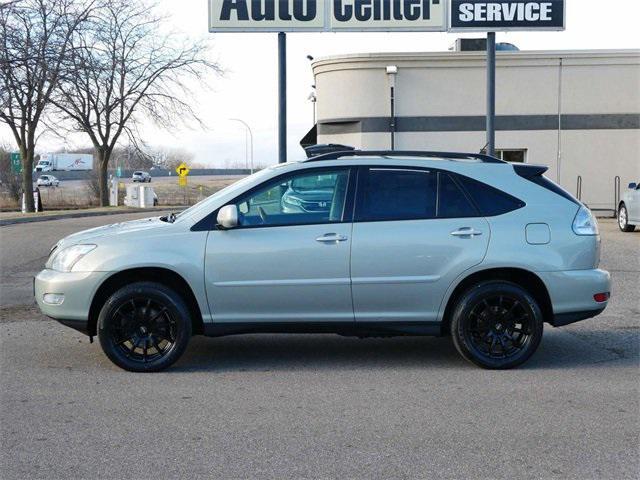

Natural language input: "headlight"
[49,244,97,272]
[572,206,599,236]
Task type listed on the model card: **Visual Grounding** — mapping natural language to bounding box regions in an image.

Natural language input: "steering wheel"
[258,206,268,224]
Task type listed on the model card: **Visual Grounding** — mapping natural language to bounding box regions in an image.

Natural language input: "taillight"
[593,293,610,303]
[572,206,599,236]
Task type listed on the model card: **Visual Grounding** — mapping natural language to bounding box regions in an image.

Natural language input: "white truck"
[34,153,94,172]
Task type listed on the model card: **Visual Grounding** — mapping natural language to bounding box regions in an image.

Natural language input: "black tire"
[450,281,543,369]
[98,282,192,372]
[618,204,635,232]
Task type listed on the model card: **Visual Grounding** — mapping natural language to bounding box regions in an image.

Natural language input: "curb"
[0,207,178,226]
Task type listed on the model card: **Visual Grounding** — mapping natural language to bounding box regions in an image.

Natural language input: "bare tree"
[0,0,92,211]
[53,0,222,206]
[150,146,195,171]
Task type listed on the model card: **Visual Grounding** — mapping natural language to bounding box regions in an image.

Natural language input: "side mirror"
[629,183,637,190]
[217,204,239,229]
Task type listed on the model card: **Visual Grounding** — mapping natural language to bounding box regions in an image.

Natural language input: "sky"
[2,0,639,168]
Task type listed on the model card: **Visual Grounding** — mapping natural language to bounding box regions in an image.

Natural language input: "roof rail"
[304,149,506,164]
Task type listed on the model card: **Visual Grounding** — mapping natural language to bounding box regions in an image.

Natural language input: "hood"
[57,216,167,249]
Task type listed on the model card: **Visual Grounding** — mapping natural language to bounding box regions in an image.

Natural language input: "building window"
[495,149,527,163]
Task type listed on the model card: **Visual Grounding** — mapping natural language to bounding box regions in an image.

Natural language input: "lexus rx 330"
[35,151,610,372]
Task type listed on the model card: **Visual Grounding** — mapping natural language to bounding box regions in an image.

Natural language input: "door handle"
[450,227,483,237]
[316,233,348,243]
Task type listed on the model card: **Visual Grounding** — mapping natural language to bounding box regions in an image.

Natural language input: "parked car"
[618,181,639,232]
[35,150,610,372]
[281,174,335,214]
[132,171,151,182]
[36,175,60,187]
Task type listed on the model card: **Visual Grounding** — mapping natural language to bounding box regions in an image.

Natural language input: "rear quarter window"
[456,174,525,217]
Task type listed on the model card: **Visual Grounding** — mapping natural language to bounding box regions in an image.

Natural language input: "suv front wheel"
[451,281,543,369]
[98,282,192,372]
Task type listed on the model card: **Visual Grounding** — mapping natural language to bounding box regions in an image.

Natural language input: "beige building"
[309,49,640,212]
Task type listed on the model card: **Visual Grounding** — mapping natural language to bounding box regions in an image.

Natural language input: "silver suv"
[35,151,611,372]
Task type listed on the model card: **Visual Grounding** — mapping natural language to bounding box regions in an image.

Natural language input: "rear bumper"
[537,269,611,327]
[549,308,606,327]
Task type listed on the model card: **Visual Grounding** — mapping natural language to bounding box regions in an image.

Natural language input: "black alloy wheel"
[98,282,192,372]
[451,281,543,369]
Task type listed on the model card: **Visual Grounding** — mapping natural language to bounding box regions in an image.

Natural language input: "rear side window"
[456,175,525,216]
[437,173,478,218]
[357,168,437,221]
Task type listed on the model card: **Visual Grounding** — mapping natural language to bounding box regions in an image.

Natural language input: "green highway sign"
[10,152,22,174]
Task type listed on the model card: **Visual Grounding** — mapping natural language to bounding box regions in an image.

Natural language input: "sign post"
[176,162,190,188]
[449,0,566,156]
[278,32,287,163]
[486,31,496,156]
[209,0,447,157]
[209,0,565,159]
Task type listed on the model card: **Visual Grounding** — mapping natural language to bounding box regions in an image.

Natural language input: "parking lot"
[0,214,638,479]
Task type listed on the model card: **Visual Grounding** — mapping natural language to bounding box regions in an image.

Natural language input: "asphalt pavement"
[0,214,638,479]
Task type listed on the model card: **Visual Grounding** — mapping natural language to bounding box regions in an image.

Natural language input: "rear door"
[350,167,490,324]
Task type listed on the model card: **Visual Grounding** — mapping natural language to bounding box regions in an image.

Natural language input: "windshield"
[174,168,277,222]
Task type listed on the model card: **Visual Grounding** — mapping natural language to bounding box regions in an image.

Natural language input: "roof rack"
[304,149,506,164]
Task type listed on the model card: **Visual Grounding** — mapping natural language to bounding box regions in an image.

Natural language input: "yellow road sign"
[178,176,188,187]
[176,162,190,177]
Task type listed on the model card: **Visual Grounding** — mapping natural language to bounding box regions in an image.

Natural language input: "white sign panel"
[449,0,565,31]
[208,0,448,32]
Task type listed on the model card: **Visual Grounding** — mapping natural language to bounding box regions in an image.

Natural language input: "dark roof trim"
[305,150,506,164]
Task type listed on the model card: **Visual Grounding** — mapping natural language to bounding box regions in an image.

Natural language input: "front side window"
[234,169,350,227]
[357,168,438,222]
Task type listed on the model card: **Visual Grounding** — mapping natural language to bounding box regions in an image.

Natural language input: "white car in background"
[132,171,151,182]
[618,181,640,232]
[36,175,60,187]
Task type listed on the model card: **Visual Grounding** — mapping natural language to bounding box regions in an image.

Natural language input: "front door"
[350,167,490,324]
[204,167,354,324]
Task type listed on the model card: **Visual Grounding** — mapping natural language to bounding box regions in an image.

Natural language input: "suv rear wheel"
[450,281,543,369]
[98,282,192,372]
[618,203,635,232]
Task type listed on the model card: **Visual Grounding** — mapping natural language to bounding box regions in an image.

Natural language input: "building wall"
[313,50,640,211]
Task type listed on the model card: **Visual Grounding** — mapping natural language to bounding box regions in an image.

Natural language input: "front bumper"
[34,269,111,334]
[537,269,611,327]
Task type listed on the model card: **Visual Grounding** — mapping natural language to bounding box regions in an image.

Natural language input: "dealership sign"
[209,0,565,32]
[450,1,565,31]
[209,0,448,32]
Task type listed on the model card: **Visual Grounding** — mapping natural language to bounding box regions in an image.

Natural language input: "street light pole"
[230,118,254,174]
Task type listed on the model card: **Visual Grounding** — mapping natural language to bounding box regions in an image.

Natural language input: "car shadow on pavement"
[169,328,639,373]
